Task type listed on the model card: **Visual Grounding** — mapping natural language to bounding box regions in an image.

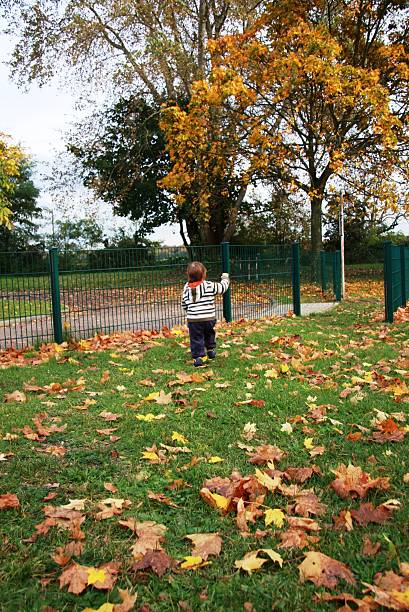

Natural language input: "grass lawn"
[0,298,53,321]
[0,291,408,611]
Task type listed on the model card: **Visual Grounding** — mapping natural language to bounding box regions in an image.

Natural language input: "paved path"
[0,301,338,349]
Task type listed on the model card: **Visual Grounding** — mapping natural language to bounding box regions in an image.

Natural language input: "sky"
[0,29,183,246]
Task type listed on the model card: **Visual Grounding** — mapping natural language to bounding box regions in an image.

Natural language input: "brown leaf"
[147,490,179,508]
[299,551,355,588]
[362,536,381,557]
[4,390,27,403]
[104,482,118,494]
[185,533,222,560]
[95,498,131,520]
[364,565,409,611]
[0,493,20,510]
[287,517,321,532]
[292,492,327,517]
[370,418,406,443]
[132,550,173,576]
[99,411,121,421]
[350,502,391,526]
[247,445,286,464]
[59,562,89,594]
[89,561,120,590]
[331,463,390,499]
[130,521,167,559]
[99,370,110,384]
[315,592,374,611]
[115,588,138,612]
[278,529,320,549]
[284,466,322,483]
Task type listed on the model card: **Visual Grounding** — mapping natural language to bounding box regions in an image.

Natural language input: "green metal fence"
[384,241,409,322]
[0,243,341,349]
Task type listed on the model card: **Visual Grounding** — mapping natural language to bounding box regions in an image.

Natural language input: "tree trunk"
[311,196,323,252]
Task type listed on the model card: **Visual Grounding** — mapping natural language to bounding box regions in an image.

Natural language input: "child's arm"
[209,273,230,295]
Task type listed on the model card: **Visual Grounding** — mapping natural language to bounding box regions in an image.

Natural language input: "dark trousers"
[188,320,216,358]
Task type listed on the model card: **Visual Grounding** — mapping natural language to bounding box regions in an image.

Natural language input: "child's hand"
[221,272,229,280]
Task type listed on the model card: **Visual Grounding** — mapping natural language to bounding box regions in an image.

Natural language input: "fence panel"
[0,251,54,348]
[229,244,294,319]
[58,246,223,340]
[384,242,409,322]
[300,250,340,301]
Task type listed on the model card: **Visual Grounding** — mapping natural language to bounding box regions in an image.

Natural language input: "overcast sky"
[0,29,183,245]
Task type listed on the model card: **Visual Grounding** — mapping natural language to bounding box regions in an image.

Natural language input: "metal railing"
[384,241,409,322]
[0,243,341,348]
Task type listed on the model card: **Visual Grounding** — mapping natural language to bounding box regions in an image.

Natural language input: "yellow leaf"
[304,438,314,450]
[208,456,223,464]
[180,555,210,570]
[264,369,278,379]
[82,605,114,612]
[265,508,285,528]
[87,568,107,585]
[172,431,188,444]
[136,413,166,422]
[141,451,160,461]
[280,364,289,373]
[235,553,267,574]
[144,391,160,401]
[261,549,283,567]
[255,468,281,492]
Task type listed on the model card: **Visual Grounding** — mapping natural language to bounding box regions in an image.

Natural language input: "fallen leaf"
[180,556,211,570]
[362,536,381,556]
[132,550,173,576]
[331,463,390,499]
[247,445,286,464]
[4,390,27,403]
[0,493,20,509]
[299,551,355,588]
[185,533,222,560]
[265,508,285,528]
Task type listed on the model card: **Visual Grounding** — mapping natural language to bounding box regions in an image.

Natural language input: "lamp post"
[339,192,345,298]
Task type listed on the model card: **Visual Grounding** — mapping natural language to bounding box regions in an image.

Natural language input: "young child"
[181,261,230,367]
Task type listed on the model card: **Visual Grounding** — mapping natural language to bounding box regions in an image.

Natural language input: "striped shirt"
[181,278,230,322]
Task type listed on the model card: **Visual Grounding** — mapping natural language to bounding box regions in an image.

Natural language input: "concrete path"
[0,301,338,349]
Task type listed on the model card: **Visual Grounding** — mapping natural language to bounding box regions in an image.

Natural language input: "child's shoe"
[207,350,216,360]
[193,356,207,367]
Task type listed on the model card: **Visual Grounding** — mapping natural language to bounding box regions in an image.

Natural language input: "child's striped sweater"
[181,277,229,322]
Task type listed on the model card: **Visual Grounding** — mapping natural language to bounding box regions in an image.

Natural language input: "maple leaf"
[247,445,286,464]
[185,533,222,560]
[148,490,179,508]
[104,482,118,494]
[59,562,90,594]
[180,556,211,570]
[132,550,173,576]
[371,418,406,443]
[208,456,224,464]
[255,468,281,492]
[350,502,392,525]
[331,463,390,498]
[0,493,20,509]
[362,536,381,557]
[292,492,327,517]
[172,431,188,444]
[284,466,321,483]
[95,498,131,520]
[87,562,120,590]
[364,565,409,611]
[299,552,355,588]
[315,592,374,611]
[278,529,320,550]
[130,520,167,559]
[287,517,321,532]
[265,508,285,528]
[235,549,283,574]
[333,509,354,531]
[200,487,230,513]
[4,390,27,403]
[155,390,173,405]
[99,412,121,421]
[115,588,138,612]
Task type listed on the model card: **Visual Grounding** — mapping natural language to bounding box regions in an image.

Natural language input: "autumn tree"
[162,0,409,250]
[0,133,25,228]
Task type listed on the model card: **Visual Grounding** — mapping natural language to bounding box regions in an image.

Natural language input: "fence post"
[320,251,327,292]
[332,251,341,301]
[49,248,63,343]
[384,241,394,323]
[400,245,407,307]
[292,243,301,316]
[221,242,232,323]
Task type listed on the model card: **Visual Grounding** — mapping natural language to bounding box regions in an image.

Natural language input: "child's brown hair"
[187,262,206,302]
[187,261,206,283]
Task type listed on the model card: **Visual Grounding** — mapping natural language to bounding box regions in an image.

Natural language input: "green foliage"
[67,98,175,237]
[0,161,41,251]
[47,218,104,251]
